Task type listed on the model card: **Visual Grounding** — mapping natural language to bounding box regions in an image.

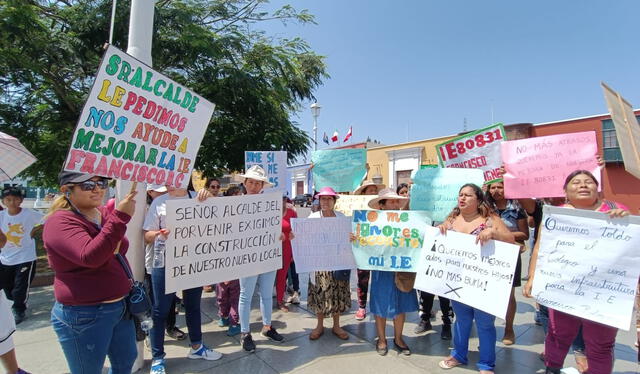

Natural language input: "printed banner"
[531,206,640,330]
[63,45,214,188]
[164,192,282,293]
[602,82,640,180]
[244,151,288,191]
[437,123,506,183]
[351,210,432,272]
[334,195,375,216]
[311,149,367,192]
[414,227,520,319]
[501,131,600,199]
[291,217,356,273]
[410,168,485,222]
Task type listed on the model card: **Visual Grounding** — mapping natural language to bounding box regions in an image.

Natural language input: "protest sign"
[290,217,356,273]
[311,149,367,192]
[164,192,282,293]
[501,131,600,199]
[410,168,484,222]
[351,210,432,272]
[245,151,288,191]
[602,82,640,179]
[437,123,506,183]
[334,195,375,216]
[531,206,640,330]
[63,45,214,189]
[414,227,520,319]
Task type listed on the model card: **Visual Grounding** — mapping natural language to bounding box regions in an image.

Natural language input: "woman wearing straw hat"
[304,187,352,341]
[353,180,385,321]
[197,165,284,352]
[362,188,418,356]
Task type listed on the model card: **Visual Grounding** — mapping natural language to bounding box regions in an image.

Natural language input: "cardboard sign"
[63,45,214,188]
[602,82,640,180]
[351,210,432,272]
[290,217,356,273]
[311,149,367,192]
[501,131,600,198]
[164,192,282,293]
[532,206,640,330]
[437,123,506,183]
[334,195,375,216]
[410,167,485,222]
[414,227,520,319]
[245,151,288,191]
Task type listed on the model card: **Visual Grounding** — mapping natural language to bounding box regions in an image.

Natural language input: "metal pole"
[119,0,155,371]
[313,116,318,151]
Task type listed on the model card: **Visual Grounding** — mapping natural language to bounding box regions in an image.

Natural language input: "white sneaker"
[187,345,222,361]
[289,291,300,305]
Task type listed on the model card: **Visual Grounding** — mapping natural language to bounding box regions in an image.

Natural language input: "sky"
[259,0,640,149]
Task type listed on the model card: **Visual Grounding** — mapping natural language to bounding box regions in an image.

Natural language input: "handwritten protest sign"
[311,149,367,192]
[245,151,288,191]
[63,45,214,189]
[437,123,506,183]
[164,192,282,293]
[351,210,432,272]
[334,195,375,216]
[501,132,600,199]
[410,168,484,222]
[602,82,640,180]
[291,217,356,273]
[414,227,519,318]
[531,206,640,330]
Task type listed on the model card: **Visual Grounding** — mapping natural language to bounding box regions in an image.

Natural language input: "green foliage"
[0,0,326,185]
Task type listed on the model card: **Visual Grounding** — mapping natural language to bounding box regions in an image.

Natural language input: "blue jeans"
[51,299,136,374]
[239,271,277,333]
[150,267,203,359]
[451,301,496,371]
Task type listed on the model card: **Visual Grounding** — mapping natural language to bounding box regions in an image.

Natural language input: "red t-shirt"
[281,208,297,258]
[43,207,132,305]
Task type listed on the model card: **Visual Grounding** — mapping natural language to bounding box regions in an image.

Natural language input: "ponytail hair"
[46,194,71,219]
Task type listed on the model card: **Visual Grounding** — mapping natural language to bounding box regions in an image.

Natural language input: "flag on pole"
[323,132,329,145]
[343,126,353,142]
[331,130,339,142]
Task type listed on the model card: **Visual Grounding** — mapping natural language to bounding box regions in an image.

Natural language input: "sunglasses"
[75,179,109,191]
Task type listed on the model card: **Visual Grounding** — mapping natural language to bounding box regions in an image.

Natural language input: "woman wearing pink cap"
[305,187,352,341]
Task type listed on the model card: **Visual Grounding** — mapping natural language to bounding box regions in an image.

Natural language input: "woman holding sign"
[364,188,418,356]
[524,170,629,374]
[438,183,515,374]
[304,187,352,340]
[486,181,529,345]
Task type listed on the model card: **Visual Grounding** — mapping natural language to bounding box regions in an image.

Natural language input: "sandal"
[309,328,324,340]
[438,357,463,370]
[332,327,349,340]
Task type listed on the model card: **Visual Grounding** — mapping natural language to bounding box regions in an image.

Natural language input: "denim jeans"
[150,267,203,359]
[51,299,136,374]
[239,271,277,333]
[451,301,496,371]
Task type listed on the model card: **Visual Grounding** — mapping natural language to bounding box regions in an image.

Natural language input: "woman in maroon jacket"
[43,172,137,374]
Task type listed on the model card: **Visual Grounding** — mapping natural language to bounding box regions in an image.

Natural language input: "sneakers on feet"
[289,291,300,305]
[261,326,284,342]
[150,359,166,374]
[441,324,452,340]
[188,345,222,361]
[218,317,229,327]
[414,319,432,334]
[242,333,256,352]
[166,326,187,340]
[227,324,241,337]
[355,307,366,320]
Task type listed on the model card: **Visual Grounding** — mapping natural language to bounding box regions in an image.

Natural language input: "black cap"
[1,187,25,199]
[58,171,107,186]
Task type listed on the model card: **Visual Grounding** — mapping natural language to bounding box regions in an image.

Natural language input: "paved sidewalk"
[13,270,640,374]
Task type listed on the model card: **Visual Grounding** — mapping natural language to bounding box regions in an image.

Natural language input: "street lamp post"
[310,102,321,151]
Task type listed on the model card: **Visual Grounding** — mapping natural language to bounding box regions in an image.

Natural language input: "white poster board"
[532,206,640,330]
[245,151,288,191]
[334,195,375,216]
[290,217,356,273]
[164,192,282,293]
[414,227,520,319]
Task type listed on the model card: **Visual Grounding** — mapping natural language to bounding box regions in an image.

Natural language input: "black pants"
[287,261,299,292]
[419,291,453,325]
[144,272,177,329]
[0,260,37,313]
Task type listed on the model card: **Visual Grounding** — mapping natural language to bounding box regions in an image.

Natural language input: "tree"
[0,0,327,185]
